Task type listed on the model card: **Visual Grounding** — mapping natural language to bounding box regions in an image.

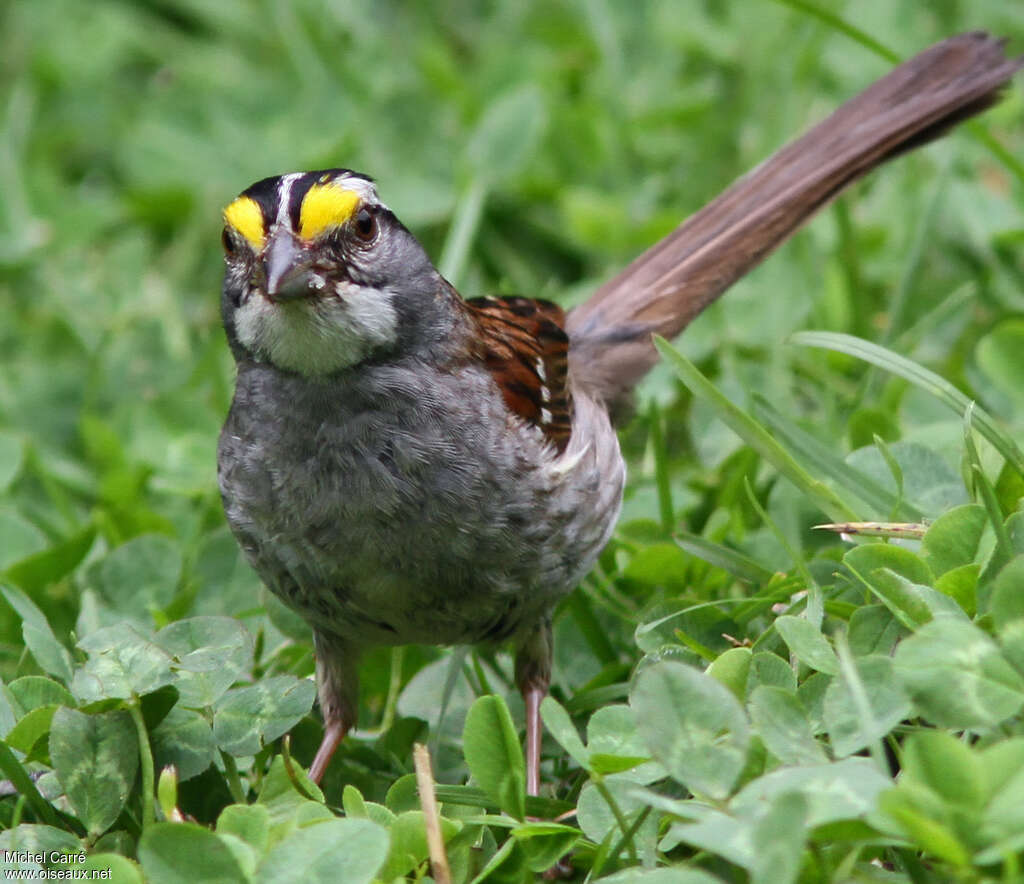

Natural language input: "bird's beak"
[263,231,316,301]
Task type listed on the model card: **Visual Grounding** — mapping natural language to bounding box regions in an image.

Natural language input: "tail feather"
[567,32,1022,412]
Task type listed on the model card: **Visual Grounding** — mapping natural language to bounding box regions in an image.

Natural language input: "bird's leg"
[309,721,347,784]
[514,618,553,798]
[523,683,546,798]
[309,631,360,784]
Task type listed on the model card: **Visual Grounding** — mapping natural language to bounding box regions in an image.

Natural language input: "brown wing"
[467,296,573,454]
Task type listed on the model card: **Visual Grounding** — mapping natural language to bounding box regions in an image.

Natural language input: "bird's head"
[220,169,443,375]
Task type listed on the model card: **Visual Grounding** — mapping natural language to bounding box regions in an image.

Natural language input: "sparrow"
[217,33,1021,791]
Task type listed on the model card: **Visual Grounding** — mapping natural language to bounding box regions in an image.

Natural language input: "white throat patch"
[233,281,398,375]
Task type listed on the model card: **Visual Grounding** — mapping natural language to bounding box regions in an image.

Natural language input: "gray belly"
[217,361,624,649]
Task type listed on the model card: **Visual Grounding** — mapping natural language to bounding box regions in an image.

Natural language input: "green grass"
[1,0,1023,881]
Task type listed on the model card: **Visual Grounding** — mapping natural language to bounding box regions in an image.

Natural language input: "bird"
[216,33,1022,792]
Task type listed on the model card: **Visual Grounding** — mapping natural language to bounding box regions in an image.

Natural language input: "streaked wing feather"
[468,296,573,454]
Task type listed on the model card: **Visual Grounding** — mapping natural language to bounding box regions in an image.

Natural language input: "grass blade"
[791,331,1024,478]
[654,336,858,522]
[767,0,898,61]
[0,741,61,828]
[751,395,923,520]
[674,530,775,584]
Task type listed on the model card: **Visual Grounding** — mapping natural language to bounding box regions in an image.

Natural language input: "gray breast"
[217,359,625,648]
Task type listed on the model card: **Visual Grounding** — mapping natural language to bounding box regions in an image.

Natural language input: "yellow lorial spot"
[223,196,266,250]
[299,183,360,240]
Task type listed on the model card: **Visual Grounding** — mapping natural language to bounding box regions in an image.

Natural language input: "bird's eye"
[353,207,377,242]
[221,228,236,255]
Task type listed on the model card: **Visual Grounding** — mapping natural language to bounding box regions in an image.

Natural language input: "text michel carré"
[3,852,84,865]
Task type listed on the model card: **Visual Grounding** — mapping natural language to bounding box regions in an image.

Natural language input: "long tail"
[567,32,1022,411]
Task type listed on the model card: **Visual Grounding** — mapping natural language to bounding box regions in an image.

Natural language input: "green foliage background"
[1,0,1023,881]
